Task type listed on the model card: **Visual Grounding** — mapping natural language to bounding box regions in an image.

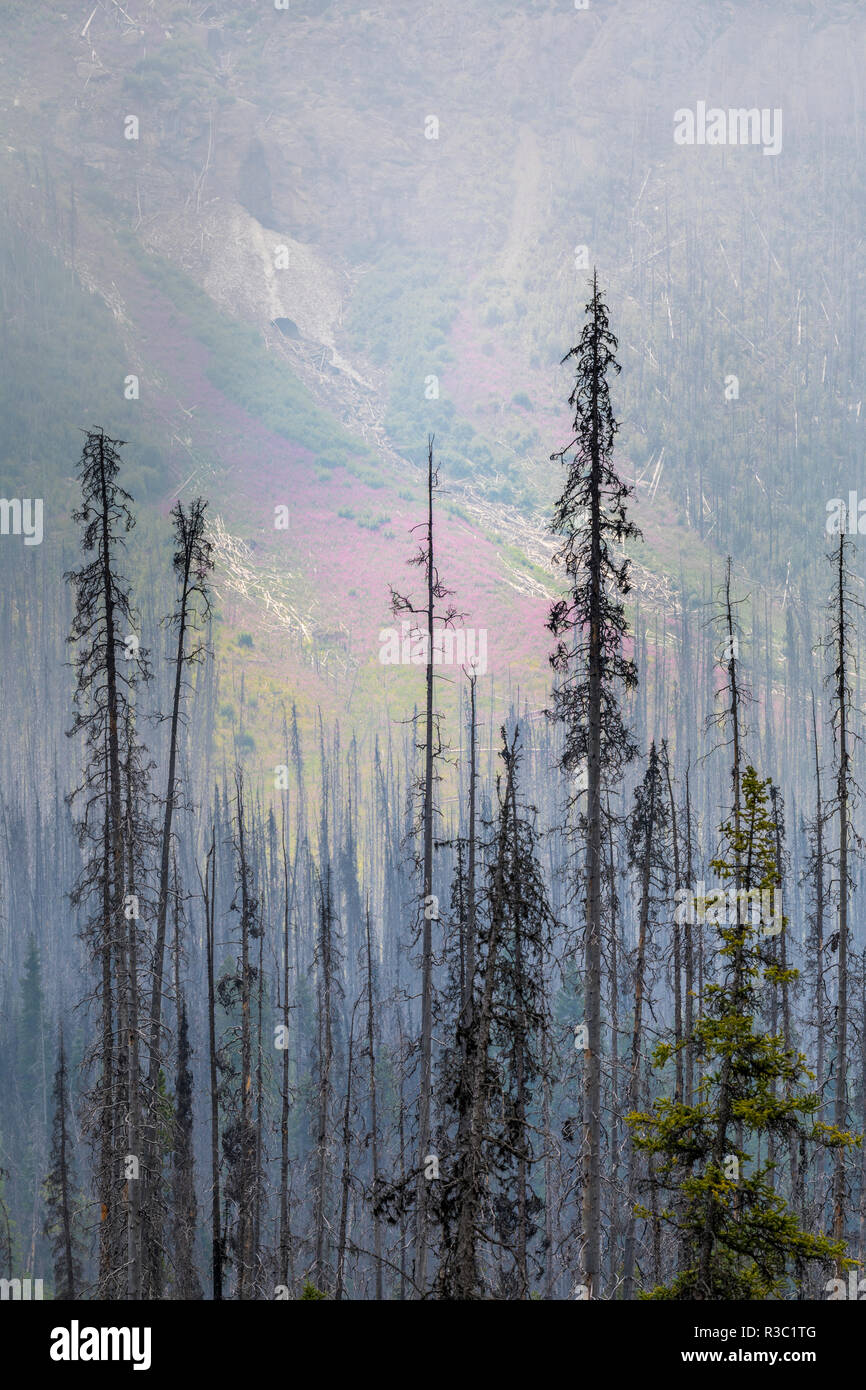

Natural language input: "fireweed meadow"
[0,277,862,1305]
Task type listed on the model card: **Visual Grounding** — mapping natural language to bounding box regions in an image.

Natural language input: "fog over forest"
[2,0,866,1330]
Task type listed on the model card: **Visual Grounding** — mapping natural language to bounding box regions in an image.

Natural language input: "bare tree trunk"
[582,324,604,1303]
[542,1025,556,1300]
[203,830,222,1300]
[365,905,383,1300]
[465,675,478,1022]
[99,789,114,1291]
[123,735,142,1300]
[414,437,436,1296]
[832,536,851,1272]
[770,786,800,1214]
[53,1029,77,1298]
[145,499,211,1298]
[811,693,827,1227]
[697,564,745,1297]
[452,674,479,1288]
[397,1012,408,1302]
[278,811,293,1291]
[623,750,657,1299]
[508,768,529,1299]
[606,810,621,1291]
[235,773,255,1300]
[684,760,695,1106]
[454,745,516,1298]
[336,1001,358,1300]
[96,437,127,1298]
[662,746,683,1104]
[314,871,335,1291]
[170,871,201,1301]
[253,927,265,1294]
[858,967,866,1268]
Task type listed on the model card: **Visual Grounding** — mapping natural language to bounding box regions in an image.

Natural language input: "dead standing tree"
[144,498,213,1297]
[622,742,670,1297]
[819,532,863,1272]
[218,770,263,1299]
[66,427,148,1298]
[388,435,461,1296]
[43,1028,83,1299]
[547,275,640,1299]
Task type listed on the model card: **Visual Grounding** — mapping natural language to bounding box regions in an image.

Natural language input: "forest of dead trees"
[1,276,865,1301]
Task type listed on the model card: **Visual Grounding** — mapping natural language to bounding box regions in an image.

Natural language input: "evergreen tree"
[43,1029,83,1299]
[628,767,859,1299]
[13,936,47,1274]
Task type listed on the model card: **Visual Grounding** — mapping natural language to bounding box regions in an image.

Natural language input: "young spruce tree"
[628,767,858,1299]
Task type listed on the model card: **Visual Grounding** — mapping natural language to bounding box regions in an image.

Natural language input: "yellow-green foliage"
[628,767,860,1300]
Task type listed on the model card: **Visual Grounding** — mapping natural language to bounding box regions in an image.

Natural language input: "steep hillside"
[1,0,863,755]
